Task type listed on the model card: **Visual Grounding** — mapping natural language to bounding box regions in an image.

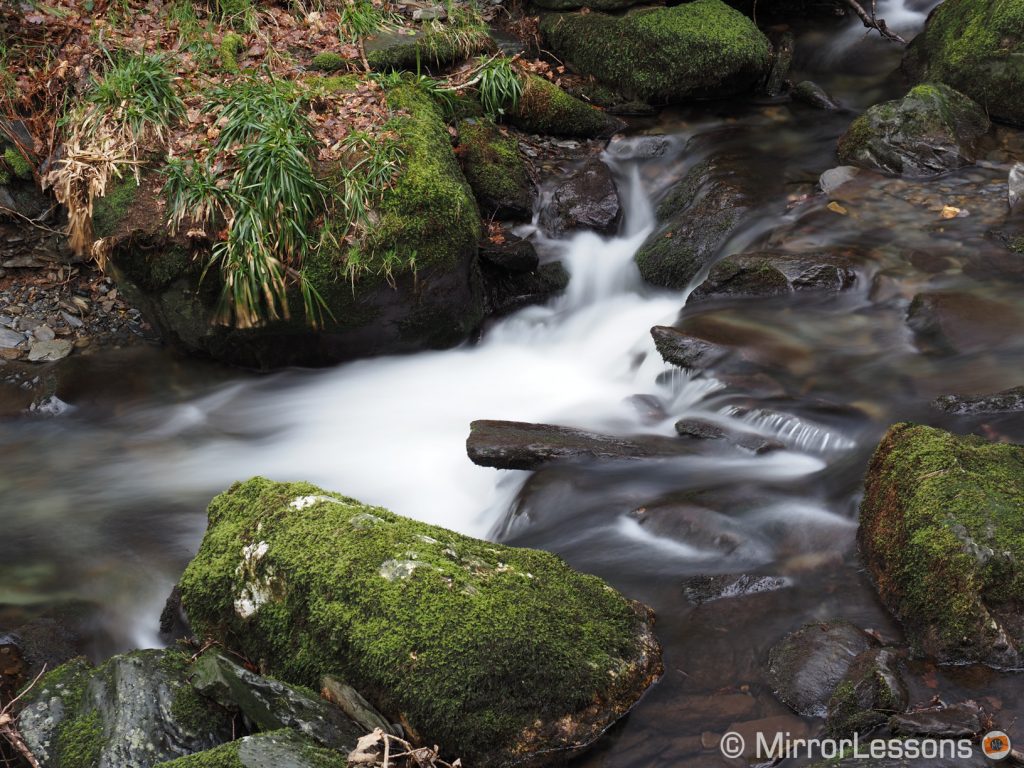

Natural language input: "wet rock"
[458,118,534,221]
[682,573,789,605]
[320,675,396,736]
[650,326,731,370]
[859,423,1024,666]
[177,478,663,767]
[933,386,1024,415]
[766,620,876,717]
[159,584,192,642]
[19,650,234,768]
[635,154,761,289]
[27,338,72,362]
[903,0,1024,126]
[689,249,858,303]
[509,76,622,139]
[819,165,860,195]
[467,418,692,469]
[674,417,783,453]
[481,260,569,316]
[764,31,793,98]
[479,236,540,273]
[629,503,768,558]
[792,80,841,111]
[538,159,620,237]
[540,0,772,105]
[190,651,362,751]
[826,648,908,737]
[906,291,1024,354]
[837,84,990,177]
[889,702,983,738]
[155,729,346,768]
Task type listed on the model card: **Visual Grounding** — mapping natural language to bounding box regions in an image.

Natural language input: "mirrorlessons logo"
[717,730,1008,761]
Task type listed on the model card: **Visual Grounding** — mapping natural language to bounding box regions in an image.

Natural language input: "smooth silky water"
[3,2,1024,763]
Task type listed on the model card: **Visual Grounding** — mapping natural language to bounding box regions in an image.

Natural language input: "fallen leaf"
[827,201,848,215]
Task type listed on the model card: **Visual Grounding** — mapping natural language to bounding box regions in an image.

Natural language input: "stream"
[3,1,1024,765]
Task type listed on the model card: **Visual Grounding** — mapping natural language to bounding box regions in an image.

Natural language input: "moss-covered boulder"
[540,0,771,105]
[903,0,1024,126]
[858,423,1024,667]
[18,650,234,768]
[104,85,483,369]
[837,84,990,177]
[826,648,908,737]
[457,118,534,220]
[508,75,621,138]
[156,729,346,768]
[689,248,860,302]
[177,478,662,767]
[366,28,489,72]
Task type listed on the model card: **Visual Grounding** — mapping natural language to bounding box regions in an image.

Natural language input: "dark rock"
[837,84,990,177]
[826,648,908,737]
[650,326,731,370]
[683,573,789,605]
[159,584,192,642]
[458,118,535,221]
[859,423,1024,666]
[689,249,859,303]
[19,650,234,768]
[154,729,348,768]
[190,652,362,751]
[766,620,876,717]
[538,160,620,237]
[792,80,841,111]
[673,417,783,453]
[479,236,540,273]
[906,291,1024,354]
[320,675,397,735]
[635,154,762,289]
[481,261,569,316]
[890,702,984,738]
[933,386,1024,415]
[764,31,794,98]
[467,419,693,470]
[629,503,767,558]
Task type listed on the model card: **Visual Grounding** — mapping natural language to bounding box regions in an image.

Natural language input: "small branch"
[0,664,47,768]
[843,0,906,43]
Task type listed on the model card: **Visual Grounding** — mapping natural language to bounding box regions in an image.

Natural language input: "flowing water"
[3,5,1024,765]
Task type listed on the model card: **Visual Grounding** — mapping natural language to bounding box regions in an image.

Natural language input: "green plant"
[339,0,400,71]
[83,52,185,141]
[467,56,522,119]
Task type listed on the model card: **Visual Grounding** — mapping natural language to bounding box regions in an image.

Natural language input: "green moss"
[858,423,1024,663]
[157,730,347,768]
[508,75,614,138]
[220,33,244,73]
[29,658,102,768]
[310,52,346,72]
[0,166,9,186]
[908,0,1024,124]
[3,147,32,179]
[304,74,361,95]
[540,0,771,104]
[178,477,657,766]
[367,26,489,72]
[93,178,140,239]
[457,118,532,217]
[365,84,480,273]
[159,741,245,768]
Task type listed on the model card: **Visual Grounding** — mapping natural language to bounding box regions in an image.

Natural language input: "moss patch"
[93,178,141,239]
[858,423,1024,666]
[367,27,489,72]
[906,0,1024,125]
[508,75,616,138]
[156,729,347,768]
[220,33,244,73]
[178,477,660,766]
[310,52,346,72]
[457,118,533,218]
[540,0,771,104]
[3,147,32,179]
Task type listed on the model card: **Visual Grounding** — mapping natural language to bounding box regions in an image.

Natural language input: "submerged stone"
[858,423,1024,667]
[178,478,662,767]
[689,249,859,303]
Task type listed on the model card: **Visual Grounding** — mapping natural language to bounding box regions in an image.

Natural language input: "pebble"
[0,327,23,349]
[33,325,55,341]
[27,338,73,362]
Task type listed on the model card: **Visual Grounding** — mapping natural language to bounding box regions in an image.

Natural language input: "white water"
[112,154,826,540]
[825,0,941,63]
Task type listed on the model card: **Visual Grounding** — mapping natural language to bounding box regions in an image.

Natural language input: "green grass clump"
[84,52,185,140]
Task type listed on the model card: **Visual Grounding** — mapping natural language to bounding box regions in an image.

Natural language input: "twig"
[842,0,906,43]
[0,664,47,768]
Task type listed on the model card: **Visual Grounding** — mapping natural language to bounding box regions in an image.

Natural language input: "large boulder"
[508,75,621,139]
[177,478,663,767]
[635,154,760,289]
[540,0,771,105]
[837,84,990,177]
[858,423,1024,667]
[18,650,234,768]
[904,0,1024,126]
[104,85,483,369]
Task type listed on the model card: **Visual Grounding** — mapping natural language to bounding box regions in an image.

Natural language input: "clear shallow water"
[3,11,1024,764]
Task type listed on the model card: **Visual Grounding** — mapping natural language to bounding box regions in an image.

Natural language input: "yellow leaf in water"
[940,205,961,219]
[827,201,848,215]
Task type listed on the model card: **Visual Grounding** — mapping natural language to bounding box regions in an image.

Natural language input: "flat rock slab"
[27,338,72,362]
[467,419,692,470]
[0,327,24,349]
[932,386,1024,415]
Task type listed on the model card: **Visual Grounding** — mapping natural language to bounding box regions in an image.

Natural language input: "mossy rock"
[531,0,641,12]
[156,729,346,768]
[508,75,620,138]
[177,478,663,767]
[105,85,483,369]
[540,0,771,105]
[2,146,33,179]
[858,423,1024,667]
[689,248,860,302]
[457,118,534,220]
[837,84,990,177]
[825,648,908,738]
[904,0,1024,126]
[366,28,490,71]
[310,51,346,72]
[18,650,234,768]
